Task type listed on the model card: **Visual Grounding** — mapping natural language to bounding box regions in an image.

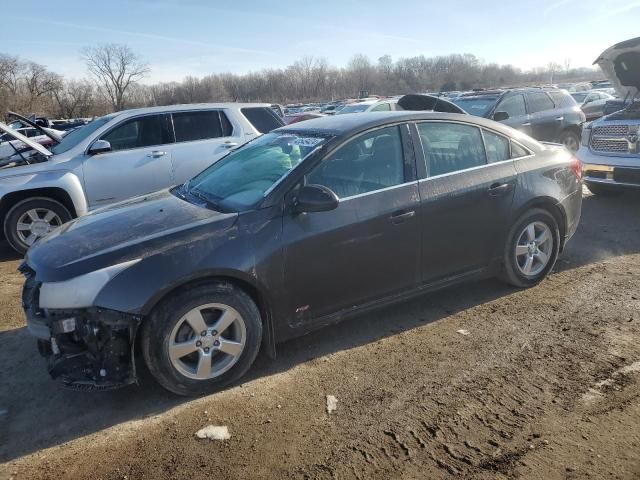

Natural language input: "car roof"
[277,111,541,147]
[110,102,273,120]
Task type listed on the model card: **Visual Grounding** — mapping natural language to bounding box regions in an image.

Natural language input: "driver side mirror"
[88,140,112,155]
[493,111,510,121]
[293,184,339,213]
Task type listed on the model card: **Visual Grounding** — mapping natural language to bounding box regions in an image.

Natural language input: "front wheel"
[141,282,262,396]
[500,209,560,288]
[3,197,72,255]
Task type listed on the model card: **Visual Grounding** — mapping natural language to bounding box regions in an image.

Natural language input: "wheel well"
[560,125,581,138]
[139,275,276,359]
[0,188,77,225]
[515,199,567,249]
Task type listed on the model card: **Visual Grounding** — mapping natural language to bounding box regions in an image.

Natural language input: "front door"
[525,91,558,141]
[415,121,517,282]
[494,93,533,137]
[83,114,175,208]
[282,124,421,324]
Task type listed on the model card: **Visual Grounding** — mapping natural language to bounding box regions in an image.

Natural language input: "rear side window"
[172,111,226,142]
[511,141,530,158]
[371,103,391,111]
[496,94,526,118]
[483,130,510,163]
[101,114,172,151]
[241,107,284,133]
[526,92,555,113]
[418,122,487,176]
[549,91,577,108]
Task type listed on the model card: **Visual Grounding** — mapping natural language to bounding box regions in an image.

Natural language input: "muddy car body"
[21,111,582,395]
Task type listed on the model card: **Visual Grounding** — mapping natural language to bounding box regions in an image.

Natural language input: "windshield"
[50,115,114,154]
[571,92,588,103]
[336,103,373,114]
[451,97,498,116]
[183,132,328,211]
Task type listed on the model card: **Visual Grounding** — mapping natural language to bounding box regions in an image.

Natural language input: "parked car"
[571,91,615,120]
[21,111,582,395]
[452,88,585,151]
[336,99,402,114]
[0,103,284,254]
[578,36,640,195]
[0,114,65,160]
[319,104,344,115]
[284,112,326,124]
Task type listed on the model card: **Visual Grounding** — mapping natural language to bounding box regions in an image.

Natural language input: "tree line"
[0,43,603,120]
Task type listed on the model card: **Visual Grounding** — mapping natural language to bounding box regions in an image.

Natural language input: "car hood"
[26,189,238,281]
[0,122,53,156]
[594,36,640,99]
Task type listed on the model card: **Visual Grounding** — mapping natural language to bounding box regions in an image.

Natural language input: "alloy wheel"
[16,208,62,246]
[515,221,553,277]
[168,303,247,380]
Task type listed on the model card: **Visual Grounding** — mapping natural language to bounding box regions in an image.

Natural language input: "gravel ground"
[1,188,639,480]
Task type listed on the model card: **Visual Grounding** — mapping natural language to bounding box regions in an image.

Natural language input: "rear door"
[281,124,421,323]
[414,121,517,282]
[525,91,558,141]
[169,109,239,183]
[83,114,175,208]
[494,93,532,136]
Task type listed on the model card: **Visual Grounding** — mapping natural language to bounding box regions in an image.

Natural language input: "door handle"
[222,142,239,149]
[521,122,532,127]
[390,209,415,223]
[488,182,512,197]
[147,150,167,158]
[555,116,564,121]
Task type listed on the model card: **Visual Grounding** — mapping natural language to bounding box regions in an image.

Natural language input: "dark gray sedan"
[21,112,582,395]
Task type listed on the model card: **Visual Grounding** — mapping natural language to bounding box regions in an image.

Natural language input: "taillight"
[570,157,582,181]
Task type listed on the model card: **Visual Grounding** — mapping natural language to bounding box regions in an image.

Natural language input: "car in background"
[320,104,344,115]
[284,112,326,125]
[578,36,640,195]
[336,99,402,114]
[591,87,618,97]
[571,91,615,120]
[452,88,585,151]
[20,111,582,395]
[0,114,66,160]
[0,103,284,254]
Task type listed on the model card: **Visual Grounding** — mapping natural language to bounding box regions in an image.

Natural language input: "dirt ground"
[1,188,639,480]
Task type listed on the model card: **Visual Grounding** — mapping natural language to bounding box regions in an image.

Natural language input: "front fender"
[0,169,88,216]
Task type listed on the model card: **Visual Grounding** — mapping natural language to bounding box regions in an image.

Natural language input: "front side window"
[483,130,510,163]
[418,122,487,176]
[525,92,554,113]
[101,115,171,151]
[185,132,327,210]
[172,111,226,142]
[496,94,526,118]
[307,126,405,199]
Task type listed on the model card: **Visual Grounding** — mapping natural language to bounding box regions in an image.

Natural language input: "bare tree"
[81,44,149,111]
[52,79,96,118]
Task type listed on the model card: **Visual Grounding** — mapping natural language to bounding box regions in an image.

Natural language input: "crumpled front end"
[21,263,140,391]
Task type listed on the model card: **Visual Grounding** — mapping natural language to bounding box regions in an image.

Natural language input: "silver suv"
[0,103,283,253]
[578,37,640,195]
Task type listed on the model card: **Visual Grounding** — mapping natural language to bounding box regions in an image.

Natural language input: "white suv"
[0,103,283,253]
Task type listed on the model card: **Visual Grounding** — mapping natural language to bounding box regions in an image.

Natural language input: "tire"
[557,130,580,152]
[500,208,560,288]
[141,282,263,396]
[585,183,621,196]
[3,197,72,255]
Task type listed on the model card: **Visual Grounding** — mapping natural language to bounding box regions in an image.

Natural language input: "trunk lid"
[594,37,640,100]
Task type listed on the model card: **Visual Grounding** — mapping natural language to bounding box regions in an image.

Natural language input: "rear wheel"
[3,197,71,255]
[141,282,262,396]
[557,130,580,152]
[500,209,560,288]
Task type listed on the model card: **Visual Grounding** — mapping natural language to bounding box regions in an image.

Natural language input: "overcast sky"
[2,0,639,83]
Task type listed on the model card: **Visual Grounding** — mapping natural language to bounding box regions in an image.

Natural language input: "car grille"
[590,125,632,153]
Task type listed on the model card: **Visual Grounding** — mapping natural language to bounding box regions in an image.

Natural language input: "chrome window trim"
[417,157,518,182]
[338,180,418,202]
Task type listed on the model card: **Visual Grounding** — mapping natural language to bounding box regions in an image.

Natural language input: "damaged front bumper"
[21,265,141,391]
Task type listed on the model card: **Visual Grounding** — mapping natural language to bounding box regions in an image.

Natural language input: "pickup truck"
[0,103,284,254]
